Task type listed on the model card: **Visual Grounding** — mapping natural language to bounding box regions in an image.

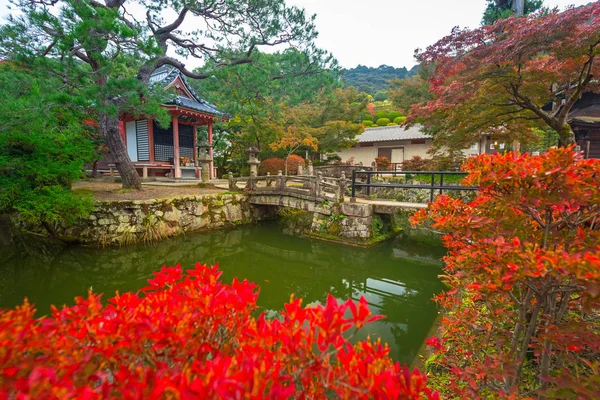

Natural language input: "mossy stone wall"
[16,194,270,246]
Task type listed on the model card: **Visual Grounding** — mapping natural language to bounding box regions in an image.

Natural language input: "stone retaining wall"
[13,192,421,248]
[19,194,272,246]
[313,165,373,178]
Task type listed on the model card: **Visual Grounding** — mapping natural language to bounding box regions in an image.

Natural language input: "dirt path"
[72,179,226,201]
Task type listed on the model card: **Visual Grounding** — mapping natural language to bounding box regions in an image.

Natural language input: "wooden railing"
[228,171,349,203]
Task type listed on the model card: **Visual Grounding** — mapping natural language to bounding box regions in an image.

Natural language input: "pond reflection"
[0,221,445,364]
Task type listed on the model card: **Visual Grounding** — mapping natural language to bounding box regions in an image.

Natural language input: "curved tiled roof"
[357,125,430,143]
[149,66,224,117]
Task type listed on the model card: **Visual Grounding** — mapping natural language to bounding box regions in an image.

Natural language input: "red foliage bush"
[259,157,285,175]
[401,156,432,171]
[412,148,600,398]
[0,264,438,399]
[285,154,305,175]
[375,156,391,171]
[259,155,305,175]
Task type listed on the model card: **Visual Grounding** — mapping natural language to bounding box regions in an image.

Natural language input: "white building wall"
[336,145,377,166]
[336,137,493,168]
[336,139,433,166]
[402,142,431,160]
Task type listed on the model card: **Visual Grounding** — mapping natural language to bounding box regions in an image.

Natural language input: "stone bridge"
[226,172,424,244]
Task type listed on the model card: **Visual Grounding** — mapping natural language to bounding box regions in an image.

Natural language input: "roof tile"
[357,125,430,142]
[149,67,224,117]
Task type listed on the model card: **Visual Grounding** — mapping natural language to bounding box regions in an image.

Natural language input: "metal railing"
[351,170,478,202]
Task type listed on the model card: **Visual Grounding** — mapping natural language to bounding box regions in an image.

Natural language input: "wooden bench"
[135,163,175,178]
[105,163,175,178]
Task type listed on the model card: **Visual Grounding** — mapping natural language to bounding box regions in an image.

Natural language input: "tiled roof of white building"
[357,125,430,143]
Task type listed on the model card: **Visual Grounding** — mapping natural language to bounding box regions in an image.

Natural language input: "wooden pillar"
[208,120,214,179]
[193,125,198,164]
[148,119,155,162]
[173,113,181,178]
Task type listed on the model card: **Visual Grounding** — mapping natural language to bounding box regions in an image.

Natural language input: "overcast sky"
[287,0,592,68]
[0,0,593,69]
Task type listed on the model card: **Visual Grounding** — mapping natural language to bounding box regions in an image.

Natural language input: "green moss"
[211,198,225,208]
[278,209,314,233]
[113,187,134,194]
[327,222,341,235]
[72,188,93,196]
[371,215,384,236]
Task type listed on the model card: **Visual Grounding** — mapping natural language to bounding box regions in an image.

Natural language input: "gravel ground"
[72,179,226,201]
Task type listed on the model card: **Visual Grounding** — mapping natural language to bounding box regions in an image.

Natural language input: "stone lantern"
[196,140,213,183]
[247,146,260,177]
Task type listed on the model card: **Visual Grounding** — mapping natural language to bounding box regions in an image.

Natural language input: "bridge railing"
[228,171,349,203]
[351,170,478,202]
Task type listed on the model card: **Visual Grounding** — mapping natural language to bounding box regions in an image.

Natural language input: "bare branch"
[155,8,188,35]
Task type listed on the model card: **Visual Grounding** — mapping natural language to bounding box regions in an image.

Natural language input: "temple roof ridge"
[149,66,223,117]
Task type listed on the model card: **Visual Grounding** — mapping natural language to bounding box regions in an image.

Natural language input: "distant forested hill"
[342,65,418,97]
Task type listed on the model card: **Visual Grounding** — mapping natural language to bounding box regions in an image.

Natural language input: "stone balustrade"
[227,171,349,203]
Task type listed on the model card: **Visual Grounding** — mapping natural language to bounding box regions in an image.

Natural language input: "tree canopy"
[481,0,544,25]
[0,0,327,188]
[342,64,418,95]
[0,61,96,232]
[388,65,433,115]
[192,50,366,175]
[408,3,600,150]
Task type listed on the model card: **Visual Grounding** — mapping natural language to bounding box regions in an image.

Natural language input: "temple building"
[334,125,492,170]
[568,92,600,159]
[116,66,225,179]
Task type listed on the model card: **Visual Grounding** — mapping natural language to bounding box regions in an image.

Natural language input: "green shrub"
[393,116,406,124]
[375,118,390,126]
[0,63,96,230]
[374,111,388,122]
[363,120,373,126]
[0,130,95,227]
[388,111,402,121]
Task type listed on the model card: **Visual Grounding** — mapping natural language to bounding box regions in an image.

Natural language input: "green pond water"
[0,221,445,365]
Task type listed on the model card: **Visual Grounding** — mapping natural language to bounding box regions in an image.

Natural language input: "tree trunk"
[91,159,99,178]
[512,0,525,16]
[284,153,290,176]
[558,125,576,148]
[98,113,142,190]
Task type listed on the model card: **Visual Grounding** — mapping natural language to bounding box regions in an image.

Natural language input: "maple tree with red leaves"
[0,264,438,399]
[412,147,600,398]
[408,3,600,150]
